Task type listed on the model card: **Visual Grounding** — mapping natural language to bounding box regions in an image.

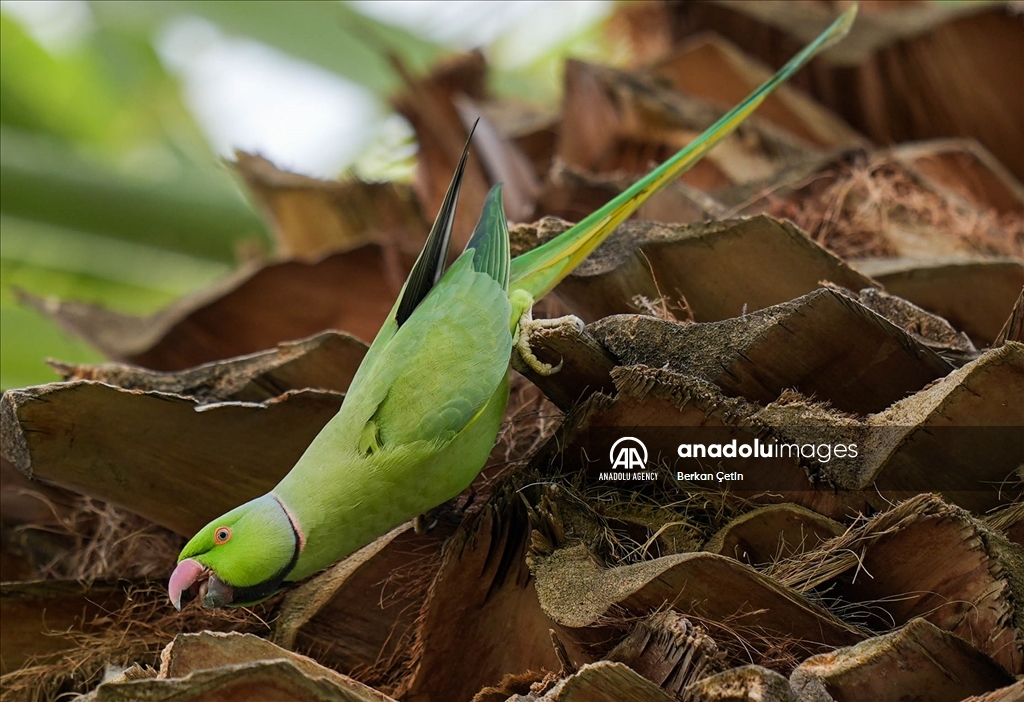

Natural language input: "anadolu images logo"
[609,437,648,471]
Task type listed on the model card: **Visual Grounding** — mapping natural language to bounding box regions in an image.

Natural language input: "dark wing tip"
[395,121,479,327]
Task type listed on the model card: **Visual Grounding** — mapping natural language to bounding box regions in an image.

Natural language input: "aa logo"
[609,437,648,471]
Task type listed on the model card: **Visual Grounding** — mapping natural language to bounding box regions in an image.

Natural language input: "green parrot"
[170,6,856,609]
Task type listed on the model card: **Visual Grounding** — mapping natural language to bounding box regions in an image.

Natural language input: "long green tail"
[509,5,857,299]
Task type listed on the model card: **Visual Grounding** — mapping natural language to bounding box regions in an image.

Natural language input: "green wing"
[346,124,477,403]
[509,6,857,299]
[357,185,512,450]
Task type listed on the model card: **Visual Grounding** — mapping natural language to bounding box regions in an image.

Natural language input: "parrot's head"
[169,493,302,610]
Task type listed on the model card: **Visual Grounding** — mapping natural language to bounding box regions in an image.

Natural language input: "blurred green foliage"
[1,7,244,388]
[0,1,438,390]
[0,1,611,390]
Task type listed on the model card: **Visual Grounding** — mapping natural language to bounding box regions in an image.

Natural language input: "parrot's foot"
[513,312,585,376]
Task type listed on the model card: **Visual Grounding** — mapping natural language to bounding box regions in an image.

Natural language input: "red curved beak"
[168,558,205,611]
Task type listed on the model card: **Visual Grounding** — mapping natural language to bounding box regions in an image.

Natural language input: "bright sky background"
[2,0,613,178]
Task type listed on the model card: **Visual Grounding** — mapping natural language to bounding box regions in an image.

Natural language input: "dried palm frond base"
[1,584,278,702]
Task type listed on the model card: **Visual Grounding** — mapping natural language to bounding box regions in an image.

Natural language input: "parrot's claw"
[514,314,584,376]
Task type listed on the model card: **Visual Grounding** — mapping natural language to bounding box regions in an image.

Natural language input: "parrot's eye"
[214,527,232,544]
